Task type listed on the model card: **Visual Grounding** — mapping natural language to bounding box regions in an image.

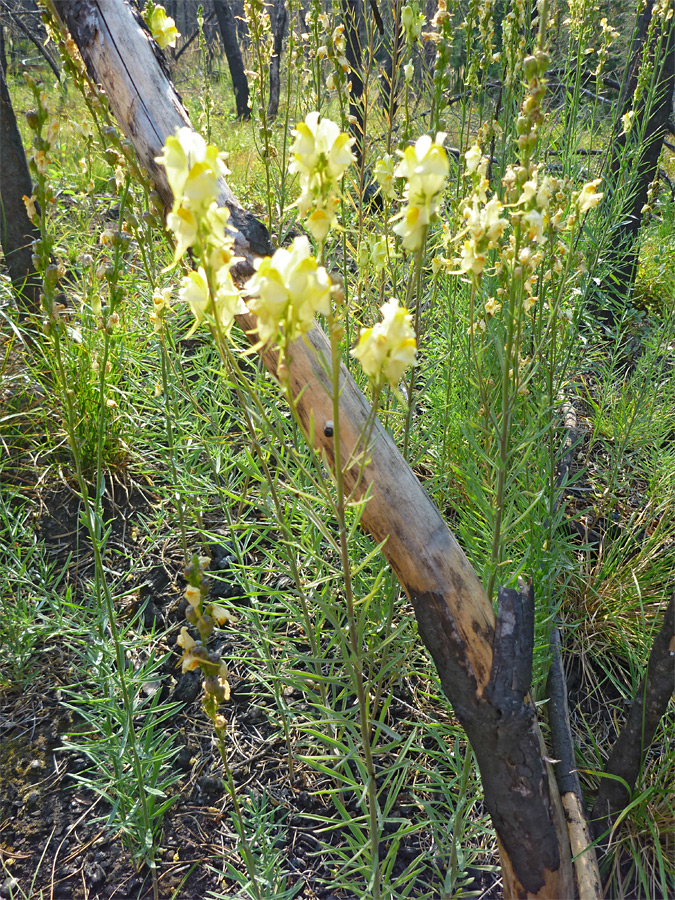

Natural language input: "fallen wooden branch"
[591,590,675,841]
[547,625,602,899]
[49,1,574,895]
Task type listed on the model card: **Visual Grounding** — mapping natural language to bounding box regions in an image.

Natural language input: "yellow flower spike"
[288,112,354,239]
[392,133,448,251]
[351,297,417,389]
[395,133,449,203]
[289,112,355,181]
[245,237,332,347]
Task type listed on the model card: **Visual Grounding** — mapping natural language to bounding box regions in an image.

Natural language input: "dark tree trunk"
[381,0,402,131]
[0,58,41,320]
[597,2,675,324]
[213,0,250,120]
[341,0,365,169]
[591,592,675,840]
[0,21,7,75]
[266,0,286,120]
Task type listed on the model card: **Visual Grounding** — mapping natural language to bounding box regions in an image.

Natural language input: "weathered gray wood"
[45,0,270,260]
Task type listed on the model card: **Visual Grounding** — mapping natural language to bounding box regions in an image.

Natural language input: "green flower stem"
[486,221,523,603]
[213,722,263,900]
[327,308,381,900]
[402,229,428,461]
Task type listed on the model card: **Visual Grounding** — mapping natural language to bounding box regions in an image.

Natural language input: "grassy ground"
[1,22,674,900]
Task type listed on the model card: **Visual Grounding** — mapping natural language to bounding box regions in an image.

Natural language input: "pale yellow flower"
[245,237,332,346]
[485,297,502,316]
[156,128,229,212]
[152,287,172,312]
[179,268,210,334]
[373,154,397,199]
[305,199,340,241]
[179,264,241,336]
[395,133,449,205]
[177,626,196,651]
[289,112,355,183]
[621,110,635,134]
[176,627,202,672]
[33,150,47,175]
[22,194,38,223]
[184,585,202,608]
[210,604,236,626]
[351,297,417,388]
[577,179,604,213]
[167,204,198,261]
[392,203,429,250]
[459,240,487,275]
[45,120,59,145]
[148,4,179,49]
[401,2,424,41]
[464,143,483,175]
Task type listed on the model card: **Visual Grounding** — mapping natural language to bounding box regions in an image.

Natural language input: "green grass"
[1,13,675,898]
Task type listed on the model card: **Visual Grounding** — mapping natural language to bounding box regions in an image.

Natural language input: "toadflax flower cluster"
[156,128,242,334]
[351,297,417,389]
[289,112,355,241]
[392,133,449,250]
[245,236,332,347]
[143,2,179,50]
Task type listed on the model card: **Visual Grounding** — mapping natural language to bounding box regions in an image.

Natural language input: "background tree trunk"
[591,591,675,840]
[0,20,7,74]
[340,0,365,169]
[213,0,250,120]
[266,0,286,120]
[598,1,675,324]
[0,57,41,320]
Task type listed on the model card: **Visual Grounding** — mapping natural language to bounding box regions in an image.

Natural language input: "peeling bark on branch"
[54,2,574,894]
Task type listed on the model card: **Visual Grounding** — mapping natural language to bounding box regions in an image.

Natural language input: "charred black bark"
[340,0,365,168]
[411,581,568,894]
[0,59,41,319]
[0,20,7,75]
[547,625,583,798]
[381,0,402,129]
[596,3,675,325]
[591,591,675,839]
[213,0,250,120]
[266,0,286,120]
